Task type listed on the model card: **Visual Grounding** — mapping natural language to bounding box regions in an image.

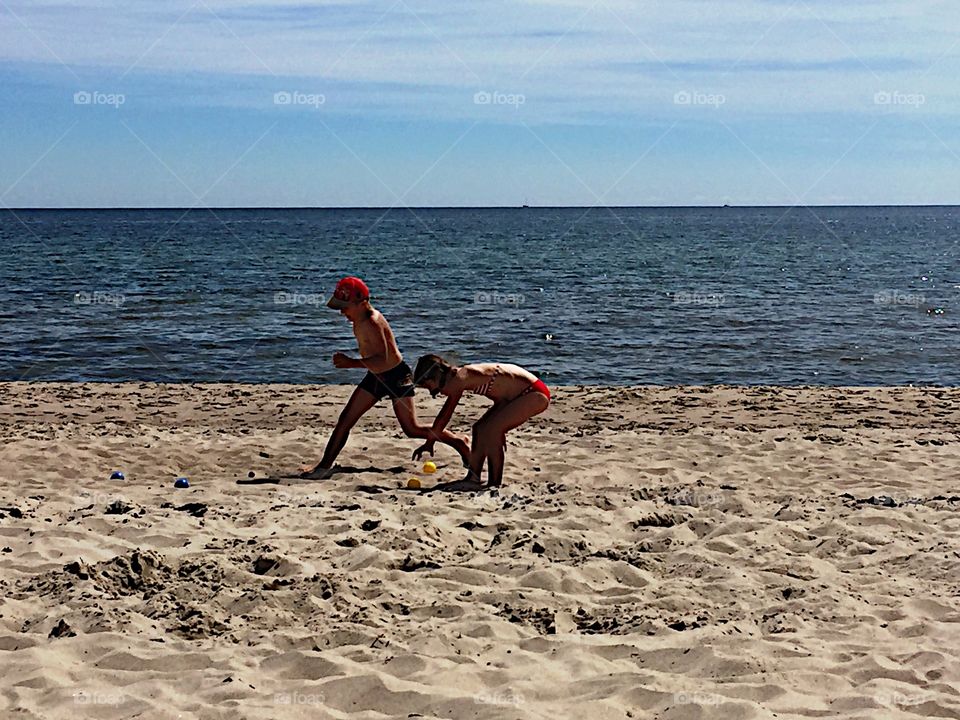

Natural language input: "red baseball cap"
[327,276,370,309]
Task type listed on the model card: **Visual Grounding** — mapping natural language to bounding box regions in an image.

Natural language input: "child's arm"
[413,426,465,460]
[412,392,463,459]
[333,351,382,370]
[333,322,389,370]
[431,392,462,435]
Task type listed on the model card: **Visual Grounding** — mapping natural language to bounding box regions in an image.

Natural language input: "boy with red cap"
[299,277,470,478]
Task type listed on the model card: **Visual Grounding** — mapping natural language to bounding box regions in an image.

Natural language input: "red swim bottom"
[522,378,550,400]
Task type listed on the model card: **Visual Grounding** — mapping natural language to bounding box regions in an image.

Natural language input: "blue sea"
[1,206,958,385]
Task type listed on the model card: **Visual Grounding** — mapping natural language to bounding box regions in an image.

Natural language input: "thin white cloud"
[0,0,956,123]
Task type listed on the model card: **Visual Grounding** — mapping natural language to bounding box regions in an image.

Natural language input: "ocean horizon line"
[4,204,960,212]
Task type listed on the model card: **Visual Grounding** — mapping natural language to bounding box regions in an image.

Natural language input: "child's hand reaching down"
[413,440,435,460]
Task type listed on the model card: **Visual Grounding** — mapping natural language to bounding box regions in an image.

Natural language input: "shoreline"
[3,381,960,431]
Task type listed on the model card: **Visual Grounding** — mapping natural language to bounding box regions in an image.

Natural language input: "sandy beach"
[1,381,959,719]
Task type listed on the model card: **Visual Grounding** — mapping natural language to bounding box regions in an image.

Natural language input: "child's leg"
[302,386,378,476]
[392,397,470,465]
[464,428,485,482]
[477,392,549,486]
[465,404,503,481]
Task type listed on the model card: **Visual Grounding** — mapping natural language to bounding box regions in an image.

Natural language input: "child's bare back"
[461,362,538,404]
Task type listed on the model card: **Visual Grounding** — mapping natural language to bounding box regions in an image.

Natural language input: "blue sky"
[1,0,958,207]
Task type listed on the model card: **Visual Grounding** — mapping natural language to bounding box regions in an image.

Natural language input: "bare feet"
[431,472,483,492]
[298,464,337,480]
[451,435,471,467]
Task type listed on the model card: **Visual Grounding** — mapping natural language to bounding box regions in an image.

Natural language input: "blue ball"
[174,477,190,489]
[110,471,125,480]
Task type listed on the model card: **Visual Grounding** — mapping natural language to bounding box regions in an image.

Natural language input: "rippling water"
[1,207,958,385]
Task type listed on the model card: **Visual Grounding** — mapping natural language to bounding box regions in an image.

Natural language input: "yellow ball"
[422,461,437,474]
[407,477,421,489]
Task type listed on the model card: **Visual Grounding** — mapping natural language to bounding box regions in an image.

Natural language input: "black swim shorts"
[358,361,416,401]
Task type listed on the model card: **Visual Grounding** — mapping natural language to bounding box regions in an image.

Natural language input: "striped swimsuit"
[471,376,496,398]
[470,373,551,402]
